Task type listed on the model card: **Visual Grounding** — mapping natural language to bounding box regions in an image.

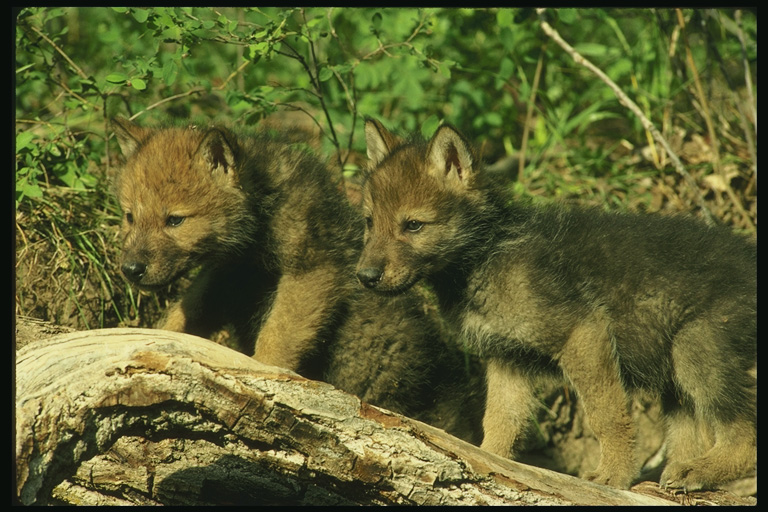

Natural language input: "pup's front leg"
[253,266,347,372]
[160,301,188,332]
[158,266,219,337]
[559,318,638,489]
[480,359,538,458]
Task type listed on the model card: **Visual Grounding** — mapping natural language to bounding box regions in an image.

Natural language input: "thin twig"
[26,23,90,81]
[219,59,252,90]
[276,21,343,170]
[359,13,429,62]
[301,8,342,165]
[130,59,251,122]
[129,88,206,121]
[325,7,358,170]
[51,77,100,111]
[273,101,332,145]
[536,8,715,225]
[331,67,358,170]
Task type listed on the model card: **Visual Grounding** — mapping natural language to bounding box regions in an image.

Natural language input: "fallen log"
[14,325,754,505]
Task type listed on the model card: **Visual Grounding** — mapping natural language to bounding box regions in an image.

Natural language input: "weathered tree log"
[15,326,754,506]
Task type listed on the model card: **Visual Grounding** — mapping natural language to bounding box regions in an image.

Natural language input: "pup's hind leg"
[661,319,756,490]
[662,415,755,491]
[662,404,714,464]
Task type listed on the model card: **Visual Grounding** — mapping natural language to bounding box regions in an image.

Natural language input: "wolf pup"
[356,119,756,490]
[112,117,484,443]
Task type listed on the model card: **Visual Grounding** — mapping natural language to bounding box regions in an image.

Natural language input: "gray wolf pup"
[112,117,484,442]
[356,118,756,490]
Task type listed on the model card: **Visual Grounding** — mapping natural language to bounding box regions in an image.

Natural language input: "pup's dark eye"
[365,216,373,229]
[166,215,185,227]
[404,220,424,233]
[125,212,134,224]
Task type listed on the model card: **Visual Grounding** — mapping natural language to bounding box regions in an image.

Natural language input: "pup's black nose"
[122,261,147,283]
[356,267,383,289]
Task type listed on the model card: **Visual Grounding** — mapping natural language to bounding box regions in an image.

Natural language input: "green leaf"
[16,132,34,151]
[162,60,178,86]
[557,9,578,25]
[153,10,174,29]
[162,26,182,41]
[131,8,149,23]
[607,58,633,81]
[483,112,503,127]
[574,42,608,58]
[131,78,147,90]
[533,116,548,146]
[498,56,515,83]
[437,59,454,79]
[496,8,514,27]
[371,12,382,31]
[306,16,324,29]
[334,63,354,75]
[79,171,99,188]
[46,143,62,158]
[55,164,77,187]
[421,115,440,138]
[105,73,128,84]
[250,41,269,56]
[64,98,81,110]
[19,177,43,199]
[318,67,334,82]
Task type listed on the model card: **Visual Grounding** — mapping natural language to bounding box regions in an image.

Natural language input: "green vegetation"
[15,7,756,330]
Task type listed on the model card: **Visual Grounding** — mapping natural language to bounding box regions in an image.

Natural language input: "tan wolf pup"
[356,119,756,490]
[111,117,484,442]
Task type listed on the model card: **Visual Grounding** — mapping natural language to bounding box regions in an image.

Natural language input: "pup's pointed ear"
[427,124,476,189]
[364,118,403,167]
[196,128,238,177]
[112,117,151,158]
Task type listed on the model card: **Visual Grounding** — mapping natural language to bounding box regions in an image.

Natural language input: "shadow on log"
[15,324,755,505]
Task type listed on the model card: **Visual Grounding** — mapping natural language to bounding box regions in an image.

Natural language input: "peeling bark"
[15,325,754,506]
